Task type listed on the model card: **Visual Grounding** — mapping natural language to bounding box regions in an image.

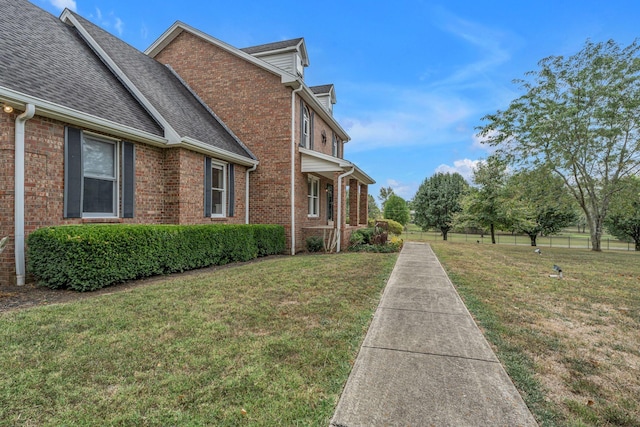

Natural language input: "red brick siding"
[0,114,247,285]
[155,32,292,234]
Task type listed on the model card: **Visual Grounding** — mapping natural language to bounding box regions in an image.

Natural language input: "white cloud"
[49,0,76,11]
[435,159,482,182]
[340,85,475,153]
[385,179,418,200]
[114,17,124,36]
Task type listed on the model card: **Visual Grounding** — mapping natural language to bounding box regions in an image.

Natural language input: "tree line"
[377,39,640,251]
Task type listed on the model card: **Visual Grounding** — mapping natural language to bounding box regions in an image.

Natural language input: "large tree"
[478,40,640,251]
[414,172,468,240]
[383,194,410,226]
[504,168,578,246]
[463,156,510,244]
[605,176,640,250]
[378,186,395,211]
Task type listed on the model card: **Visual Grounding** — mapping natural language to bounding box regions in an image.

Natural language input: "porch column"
[359,183,368,225]
[349,178,359,226]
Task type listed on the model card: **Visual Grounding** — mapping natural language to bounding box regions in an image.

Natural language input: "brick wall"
[0,114,247,285]
[155,32,293,238]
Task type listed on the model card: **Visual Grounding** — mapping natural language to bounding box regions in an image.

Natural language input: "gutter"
[336,167,355,253]
[290,84,304,255]
[245,164,257,224]
[14,104,35,286]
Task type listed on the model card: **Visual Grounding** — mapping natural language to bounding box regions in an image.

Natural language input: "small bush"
[385,220,404,236]
[306,236,324,253]
[350,228,375,245]
[27,224,285,291]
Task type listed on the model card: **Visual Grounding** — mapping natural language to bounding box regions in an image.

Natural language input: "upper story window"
[332,133,338,157]
[302,106,310,148]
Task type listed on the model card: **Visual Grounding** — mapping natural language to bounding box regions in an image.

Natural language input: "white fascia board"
[0,86,167,146]
[181,137,258,167]
[61,10,182,144]
[299,148,375,185]
[145,21,297,81]
[300,147,349,168]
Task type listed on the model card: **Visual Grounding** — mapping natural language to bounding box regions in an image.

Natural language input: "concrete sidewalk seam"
[378,306,469,316]
[361,344,502,364]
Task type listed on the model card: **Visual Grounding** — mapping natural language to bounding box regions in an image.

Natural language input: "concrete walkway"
[330,242,537,427]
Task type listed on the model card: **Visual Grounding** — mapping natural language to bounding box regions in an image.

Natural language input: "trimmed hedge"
[27,224,285,291]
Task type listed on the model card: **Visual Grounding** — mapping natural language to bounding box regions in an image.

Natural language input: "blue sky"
[34,0,640,203]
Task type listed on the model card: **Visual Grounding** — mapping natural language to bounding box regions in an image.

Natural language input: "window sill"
[82,217,122,224]
[210,217,228,222]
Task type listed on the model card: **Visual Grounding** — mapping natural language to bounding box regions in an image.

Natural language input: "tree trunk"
[589,216,603,252]
[635,239,640,251]
[442,230,448,241]
[490,223,496,244]
[529,234,537,246]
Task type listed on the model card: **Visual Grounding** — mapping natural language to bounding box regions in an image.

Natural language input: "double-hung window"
[308,176,319,217]
[204,157,234,218]
[64,126,135,219]
[302,107,310,148]
[82,136,117,217]
[211,162,226,217]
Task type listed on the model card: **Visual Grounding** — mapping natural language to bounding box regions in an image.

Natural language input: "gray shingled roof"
[71,12,255,160]
[310,84,334,95]
[0,0,162,136]
[0,0,254,161]
[241,38,303,54]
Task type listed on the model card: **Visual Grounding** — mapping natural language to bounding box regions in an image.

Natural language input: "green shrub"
[384,219,404,236]
[27,224,285,291]
[306,236,324,252]
[350,228,375,245]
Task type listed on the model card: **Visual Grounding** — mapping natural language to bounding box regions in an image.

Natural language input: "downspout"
[245,164,257,224]
[290,84,304,255]
[336,167,355,253]
[14,103,35,286]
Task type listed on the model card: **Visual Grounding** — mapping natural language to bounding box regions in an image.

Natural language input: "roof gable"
[65,11,255,162]
[0,0,162,137]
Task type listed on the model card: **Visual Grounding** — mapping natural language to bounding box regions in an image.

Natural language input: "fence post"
[550,236,552,248]
[607,238,609,250]
[568,236,571,248]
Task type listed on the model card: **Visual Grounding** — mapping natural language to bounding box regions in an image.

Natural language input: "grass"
[405,224,634,250]
[426,240,640,426]
[0,253,397,426]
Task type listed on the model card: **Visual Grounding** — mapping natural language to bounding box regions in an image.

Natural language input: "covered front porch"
[300,148,374,252]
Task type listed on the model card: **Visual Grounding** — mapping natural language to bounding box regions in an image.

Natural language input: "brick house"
[0,0,372,286]
[146,22,374,255]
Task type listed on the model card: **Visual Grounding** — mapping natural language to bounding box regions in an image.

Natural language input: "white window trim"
[308,175,320,218]
[82,134,119,218]
[211,161,227,218]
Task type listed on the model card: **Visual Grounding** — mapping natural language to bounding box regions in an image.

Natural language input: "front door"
[326,184,334,222]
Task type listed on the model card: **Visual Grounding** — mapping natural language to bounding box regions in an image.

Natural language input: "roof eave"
[1,86,167,146]
[145,22,292,80]
[180,137,258,166]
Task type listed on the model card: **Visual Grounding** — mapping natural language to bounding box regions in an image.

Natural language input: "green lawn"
[0,253,396,426]
[405,224,633,250]
[429,241,640,427]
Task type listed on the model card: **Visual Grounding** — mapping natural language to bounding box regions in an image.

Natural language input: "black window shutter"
[309,111,315,149]
[122,141,135,218]
[228,164,235,217]
[299,99,304,147]
[64,126,82,218]
[204,157,212,217]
